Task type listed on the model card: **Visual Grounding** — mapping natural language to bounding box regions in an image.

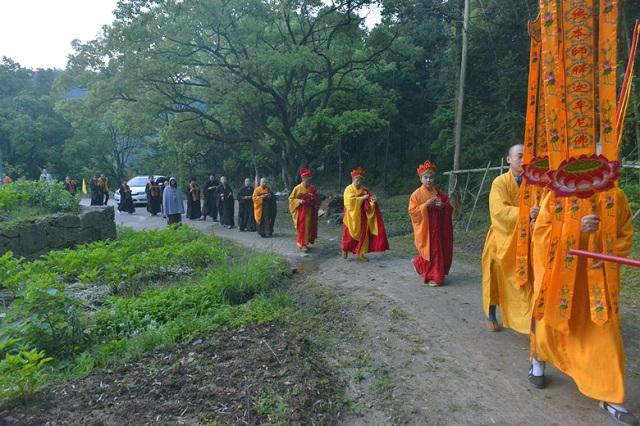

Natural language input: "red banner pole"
[569,249,640,268]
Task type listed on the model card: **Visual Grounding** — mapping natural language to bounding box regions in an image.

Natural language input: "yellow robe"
[288,183,314,247]
[481,171,533,334]
[343,184,378,254]
[532,189,633,403]
[253,185,269,224]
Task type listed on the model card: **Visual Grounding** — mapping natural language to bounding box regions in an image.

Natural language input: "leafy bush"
[0,186,21,211]
[0,180,80,215]
[0,339,53,405]
[67,294,295,376]
[2,275,85,357]
[0,227,293,406]
[92,254,289,341]
[2,226,225,294]
[0,226,226,357]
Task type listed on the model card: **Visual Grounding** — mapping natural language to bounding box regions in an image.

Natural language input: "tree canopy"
[1,0,639,192]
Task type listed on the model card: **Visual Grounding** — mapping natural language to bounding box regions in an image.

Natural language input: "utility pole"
[0,146,3,186]
[449,0,470,197]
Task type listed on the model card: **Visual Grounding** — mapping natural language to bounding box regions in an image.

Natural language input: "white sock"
[603,402,629,413]
[531,356,545,377]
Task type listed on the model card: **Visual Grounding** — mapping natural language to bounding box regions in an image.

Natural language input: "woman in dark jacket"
[118,180,135,214]
[145,176,162,216]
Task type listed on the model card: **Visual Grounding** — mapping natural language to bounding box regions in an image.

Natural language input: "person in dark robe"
[237,178,256,231]
[100,174,110,206]
[163,177,184,225]
[90,175,104,206]
[216,176,235,228]
[64,176,77,196]
[118,180,135,214]
[202,175,218,222]
[253,177,277,238]
[187,179,202,220]
[145,176,162,216]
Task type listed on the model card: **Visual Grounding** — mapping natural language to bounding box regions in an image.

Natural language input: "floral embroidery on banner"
[564,236,576,270]
[559,284,572,316]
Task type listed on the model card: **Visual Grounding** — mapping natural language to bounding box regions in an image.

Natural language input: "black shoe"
[528,366,546,389]
[600,402,639,426]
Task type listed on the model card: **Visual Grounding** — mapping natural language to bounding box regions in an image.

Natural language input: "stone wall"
[0,206,116,258]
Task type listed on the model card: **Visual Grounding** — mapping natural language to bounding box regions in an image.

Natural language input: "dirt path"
[112,201,639,425]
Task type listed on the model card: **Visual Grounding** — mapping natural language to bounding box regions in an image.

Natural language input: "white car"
[114,175,167,206]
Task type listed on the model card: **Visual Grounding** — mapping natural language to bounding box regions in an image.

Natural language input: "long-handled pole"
[569,249,640,268]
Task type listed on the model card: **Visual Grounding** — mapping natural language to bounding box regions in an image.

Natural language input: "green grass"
[621,224,640,308]
[0,227,294,406]
[380,194,411,237]
[0,180,81,232]
[0,206,53,232]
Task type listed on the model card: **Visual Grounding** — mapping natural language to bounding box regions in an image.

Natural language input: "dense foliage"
[1,0,639,192]
[0,180,80,215]
[0,180,81,229]
[0,227,291,404]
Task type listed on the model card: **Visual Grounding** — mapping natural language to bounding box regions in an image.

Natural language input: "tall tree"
[66,0,398,187]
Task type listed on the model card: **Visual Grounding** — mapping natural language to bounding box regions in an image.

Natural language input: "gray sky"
[0,0,381,70]
[0,0,120,69]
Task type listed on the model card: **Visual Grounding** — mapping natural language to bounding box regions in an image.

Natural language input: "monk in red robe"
[341,167,389,261]
[288,168,319,252]
[408,160,453,286]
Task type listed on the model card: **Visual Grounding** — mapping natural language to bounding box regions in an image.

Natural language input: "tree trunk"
[449,0,470,197]
[338,136,343,192]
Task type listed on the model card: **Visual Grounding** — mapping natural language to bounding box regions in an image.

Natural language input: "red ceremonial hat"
[350,167,366,179]
[300,168,312,178]
[417,160,437,177]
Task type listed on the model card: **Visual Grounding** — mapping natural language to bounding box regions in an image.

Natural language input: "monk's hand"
[426,198,436,207]
[362,194,370,201]
[580,214,600,234]
[299,199,305,205]
[434,197,443,208]
[530,206,540,220]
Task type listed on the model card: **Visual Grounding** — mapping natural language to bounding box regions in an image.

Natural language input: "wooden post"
[466,161,491,232]
[449,0,471,197]
[460,171,471,207]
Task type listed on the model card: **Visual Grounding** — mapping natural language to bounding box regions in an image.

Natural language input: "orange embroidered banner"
[541,0,568,169]
[535,0,623,330]
[534,0,568,324]
[595,0,620,327]
[598,0,618,160]
[516,17,542,287]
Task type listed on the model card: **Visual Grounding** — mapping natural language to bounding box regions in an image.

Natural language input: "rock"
[0,206,116,259]
[19,221,46,255]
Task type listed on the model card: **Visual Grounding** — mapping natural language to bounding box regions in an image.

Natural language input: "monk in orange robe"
[253,177,276,238]
[481,144,536,333]
[408,160,453,287]
[529,188,636,424]
[341,167,389,261]
[288,168,319,252]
